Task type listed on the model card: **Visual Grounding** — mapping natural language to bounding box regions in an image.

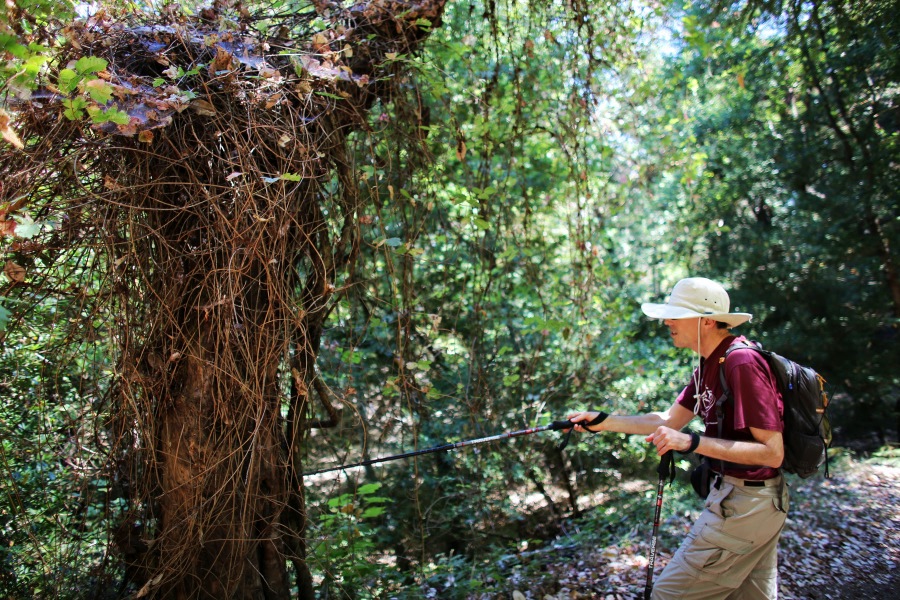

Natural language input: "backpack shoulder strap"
[714,340,762,473]
[716,340,760,398]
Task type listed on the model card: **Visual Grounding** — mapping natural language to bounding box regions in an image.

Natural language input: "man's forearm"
[694,430,784,469]
[597,412,670,436]
[571,404,694,436]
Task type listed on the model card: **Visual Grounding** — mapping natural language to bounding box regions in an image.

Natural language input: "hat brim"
[641,302,752,327]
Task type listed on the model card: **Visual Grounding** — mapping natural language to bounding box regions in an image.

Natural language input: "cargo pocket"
[683,523,754,584]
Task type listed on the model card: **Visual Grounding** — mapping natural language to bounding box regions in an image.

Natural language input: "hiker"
[568,277,789,600]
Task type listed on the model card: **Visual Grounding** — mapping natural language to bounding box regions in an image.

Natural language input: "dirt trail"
[493,456,900,599]
[779,460,900,599]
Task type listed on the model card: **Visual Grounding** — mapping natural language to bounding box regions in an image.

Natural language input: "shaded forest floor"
[467,450,899,600]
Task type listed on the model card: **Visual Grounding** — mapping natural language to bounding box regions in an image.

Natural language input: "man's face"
[663,317,701,350]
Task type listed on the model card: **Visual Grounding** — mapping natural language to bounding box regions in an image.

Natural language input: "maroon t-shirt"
[677,335,784,480]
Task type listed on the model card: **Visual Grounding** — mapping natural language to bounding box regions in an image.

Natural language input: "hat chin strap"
[691,317,703,412]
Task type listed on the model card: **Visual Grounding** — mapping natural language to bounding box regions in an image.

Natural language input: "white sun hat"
[641,277,752,328]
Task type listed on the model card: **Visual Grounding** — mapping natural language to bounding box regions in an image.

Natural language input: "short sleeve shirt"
[676,335,784,480]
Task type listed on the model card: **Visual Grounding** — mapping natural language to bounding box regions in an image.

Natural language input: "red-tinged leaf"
[4,260,25,283]
[85,78,113,103]
[0,108,24,149]
[117,120,138,136]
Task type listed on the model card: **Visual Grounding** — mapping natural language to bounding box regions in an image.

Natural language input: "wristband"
[678,431,701,454]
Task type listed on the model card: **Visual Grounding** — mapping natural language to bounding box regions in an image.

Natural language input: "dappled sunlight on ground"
[466,455,900,599]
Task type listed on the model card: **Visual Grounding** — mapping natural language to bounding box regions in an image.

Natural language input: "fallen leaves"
[461,457,900,599]
[777,461,900,599]
[209,46,236,75]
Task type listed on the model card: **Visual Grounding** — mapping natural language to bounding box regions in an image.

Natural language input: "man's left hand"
[646,427,692,455]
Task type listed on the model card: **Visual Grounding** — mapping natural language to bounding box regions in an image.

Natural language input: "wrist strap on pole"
[557,410,608,451]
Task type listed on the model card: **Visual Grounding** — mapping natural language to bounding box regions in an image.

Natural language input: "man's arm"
[647,426,785,468]
[568,402,695,436]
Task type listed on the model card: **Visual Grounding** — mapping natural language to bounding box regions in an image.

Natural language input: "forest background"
[0,0,897,598]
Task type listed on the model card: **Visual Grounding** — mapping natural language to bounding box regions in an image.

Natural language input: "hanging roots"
[0,1,446,596]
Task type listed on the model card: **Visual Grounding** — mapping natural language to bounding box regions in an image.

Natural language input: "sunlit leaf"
[75,56,108,75]
[58,68,79,94]
[62,97,88,120]
[358,483,382,495]
[473,217,490,230]
[14,215,40,239]
[22,54,48,77]
[104,107,131,125]
[84,79,113,103]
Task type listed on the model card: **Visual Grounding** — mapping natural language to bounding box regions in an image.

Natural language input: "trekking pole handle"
[553,412,609,451]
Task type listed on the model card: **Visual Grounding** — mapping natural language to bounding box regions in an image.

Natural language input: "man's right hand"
[566,410,609,433]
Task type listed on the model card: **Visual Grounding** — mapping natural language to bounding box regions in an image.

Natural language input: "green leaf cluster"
[56,56,129,124]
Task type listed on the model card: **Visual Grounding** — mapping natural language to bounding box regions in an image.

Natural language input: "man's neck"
[699,329,733,359]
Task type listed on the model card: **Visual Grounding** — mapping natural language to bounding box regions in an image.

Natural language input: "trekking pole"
[303,419,576,478]
[644,450,675,600]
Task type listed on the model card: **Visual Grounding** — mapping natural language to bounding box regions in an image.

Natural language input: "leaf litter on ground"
[469,452,899,600]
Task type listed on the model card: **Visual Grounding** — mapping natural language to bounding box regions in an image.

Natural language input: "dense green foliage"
[1,0,897,598]
[0,273,114,594]
[650,1,900,438]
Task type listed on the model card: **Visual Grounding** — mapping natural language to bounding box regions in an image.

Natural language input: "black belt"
[715,473,780,488]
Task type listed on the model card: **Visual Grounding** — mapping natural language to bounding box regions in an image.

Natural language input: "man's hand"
[566,411,608,433]
[646,426,693,456]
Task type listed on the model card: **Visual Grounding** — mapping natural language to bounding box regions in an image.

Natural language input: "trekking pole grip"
[658,450,675,484]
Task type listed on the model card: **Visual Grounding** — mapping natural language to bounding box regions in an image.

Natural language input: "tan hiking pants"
[651,474,790,600]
